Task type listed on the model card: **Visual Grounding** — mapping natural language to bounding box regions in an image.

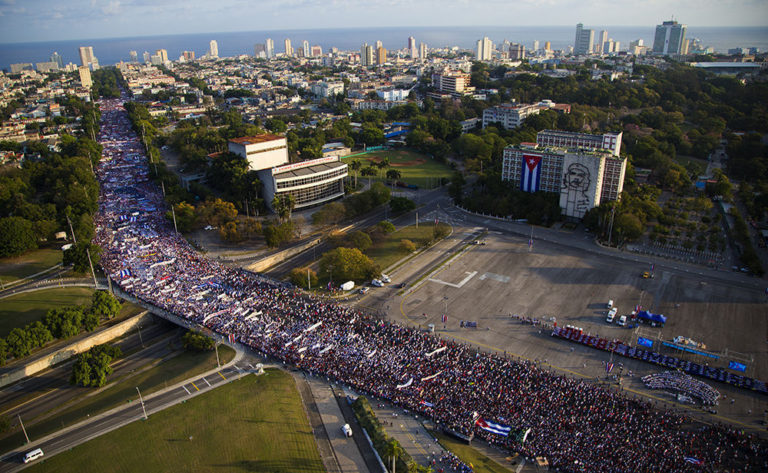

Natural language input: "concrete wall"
[0,311,153,389]
[245,237,322,273]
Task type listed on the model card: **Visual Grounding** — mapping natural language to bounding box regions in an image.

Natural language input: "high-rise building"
[284,39,293,57]
[311,45,323,57]
[78,65,92,88]
[254,44,266,57]
[302,40,310,58]
[78,46,99,69]
[142,51,150,63]
[375,40,383,49]
[266,38,274,59]
[155,49,169,64]
[376,46,387,65]
[545,41,551,52]
[419,43,428,60]
[10,63,33,74]
[408,36,417,58]
[129,50,138,63]
[574,24,594,55]
[183,50,196,61]
[209,40,219,57]
[360,43,374,66]
[597,30,608,54]
[509,43,525,60]
[653,20,687,56]
[476,37,493,61]
[532,40,540,53]
[432,70,472,94]
[49,51,63,69]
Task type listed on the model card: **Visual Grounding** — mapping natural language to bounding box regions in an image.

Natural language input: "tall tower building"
[284,39,293,57]
[49,51,63,69]
[78,66,92,88]
[128,50,138,63]
[375,40,383,49]
[78,46,99,69]
[408,36,417,58]
[532,40,540,53]
[545,41,551,52]
[376,46,387,65]
[302,40,310,58]
[419,42,428,60]
[360,43,374,66]
[598,30,608,54]
[653,20,687,56]
[155,49,168,63]
[476,37,493,61]
[209,40,219,57]
[509,43,525,60]
[574,23,594,55]
[266,38,274,58]
[142,51,150,63]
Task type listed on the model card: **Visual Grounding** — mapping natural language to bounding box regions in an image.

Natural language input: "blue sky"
[1,0,767,43]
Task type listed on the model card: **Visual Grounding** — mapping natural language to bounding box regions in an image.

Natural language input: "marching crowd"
[92,96,767,473]
[642,371,721,406]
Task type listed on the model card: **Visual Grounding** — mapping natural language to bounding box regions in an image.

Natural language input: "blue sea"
[1,26,767,70]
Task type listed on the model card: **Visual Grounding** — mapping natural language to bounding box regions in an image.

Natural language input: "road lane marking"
[218,371,227,380]
[182,385,191,394]
[191,382,199,391]
[429,271,477,288]
[203,377,211,387]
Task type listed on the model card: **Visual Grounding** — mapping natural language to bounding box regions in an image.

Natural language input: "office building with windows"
[653,20,687,55]
[476,37,493,61]
[574,24,594,55]
[228,135,348,211]
[536,129,622,156]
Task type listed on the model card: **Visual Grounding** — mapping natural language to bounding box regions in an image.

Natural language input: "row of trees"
[0,291,121,365]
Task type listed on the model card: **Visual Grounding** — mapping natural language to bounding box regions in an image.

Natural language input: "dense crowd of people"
[92,95,767,473]
[643,371,721,406]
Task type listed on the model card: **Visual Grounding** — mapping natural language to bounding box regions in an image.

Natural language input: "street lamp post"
[136,387,148,420]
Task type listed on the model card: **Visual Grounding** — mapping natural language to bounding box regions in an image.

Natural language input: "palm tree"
[382,439,404,473]
[376,157,390,179]
[349,159,362,188]
[386,169,401,183]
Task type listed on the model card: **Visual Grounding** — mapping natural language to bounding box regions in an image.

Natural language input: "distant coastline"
[2,25,767,70]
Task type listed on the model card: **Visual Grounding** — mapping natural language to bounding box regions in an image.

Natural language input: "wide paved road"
[0,353,258,472]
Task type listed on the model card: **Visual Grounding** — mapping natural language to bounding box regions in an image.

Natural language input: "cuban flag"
[684,457,704,466]
[475,417,512,436]
[420,400,434,408]
[118,269,131,278]
[520,154,542,193]
[228,333,235,344]
[441,314,447,324]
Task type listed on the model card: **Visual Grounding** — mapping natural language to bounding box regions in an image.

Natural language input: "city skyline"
[1,0,767,44]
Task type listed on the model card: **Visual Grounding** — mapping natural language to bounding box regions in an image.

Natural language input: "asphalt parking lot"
[386,229,768,434]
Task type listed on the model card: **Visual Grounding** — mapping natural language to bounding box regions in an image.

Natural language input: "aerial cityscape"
[0,2,767,472]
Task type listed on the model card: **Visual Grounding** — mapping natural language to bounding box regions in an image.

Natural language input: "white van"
[341,424,353,437]
[23,448,44,464]
[606,300,614,309]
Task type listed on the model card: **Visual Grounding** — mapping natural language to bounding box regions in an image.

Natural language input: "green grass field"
[27,369,324,473]
[433,431,515,473]
[0,249,62,284]
[0,345,236,453]
[367,222,445,271]
[343,149,453,189]
[0,287,94,337]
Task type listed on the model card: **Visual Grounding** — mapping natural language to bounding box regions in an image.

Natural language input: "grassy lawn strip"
[27,368,323,473]
[0,346,235,453]
[367,222,442,271]
[0,249,62,284]
[0,287,94,338]
[343,149,452,189]
[432,431,515,473]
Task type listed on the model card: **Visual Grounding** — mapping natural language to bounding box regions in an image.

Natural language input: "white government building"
[228,135,348,211]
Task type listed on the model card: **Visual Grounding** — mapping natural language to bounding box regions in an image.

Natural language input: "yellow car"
[642,271,652,279]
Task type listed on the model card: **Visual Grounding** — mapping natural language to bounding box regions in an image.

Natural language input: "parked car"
[606,308,617,323]
[341,424,353,437]
[371,279,384,287]
[617,315,627,327]
[359,287,370,294]
[395,282,406,288]
[381,274,391,283]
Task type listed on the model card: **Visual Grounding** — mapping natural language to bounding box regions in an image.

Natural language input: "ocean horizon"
[2,25,767,71]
